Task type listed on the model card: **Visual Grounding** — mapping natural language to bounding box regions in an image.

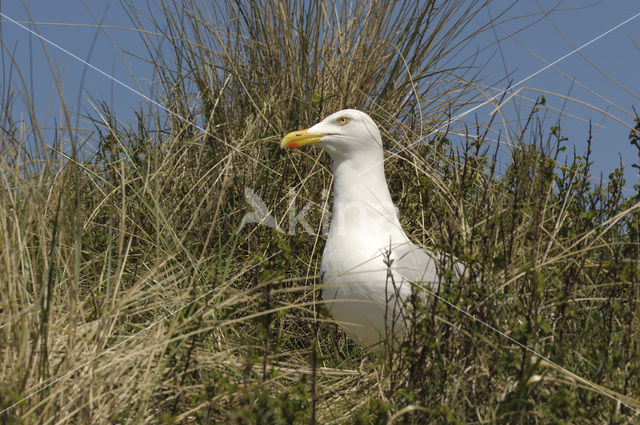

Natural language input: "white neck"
[328,155,405,241]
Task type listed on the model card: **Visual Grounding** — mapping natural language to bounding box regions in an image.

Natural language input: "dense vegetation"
[1,1,639,423]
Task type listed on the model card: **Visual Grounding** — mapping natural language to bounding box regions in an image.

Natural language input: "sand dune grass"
[1,1,640,423]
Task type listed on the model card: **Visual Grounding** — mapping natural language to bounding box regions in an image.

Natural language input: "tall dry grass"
[1,0,640,423]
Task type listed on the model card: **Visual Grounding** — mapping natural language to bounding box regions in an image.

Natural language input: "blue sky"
[1,1,640,193]
[474,1,640,194]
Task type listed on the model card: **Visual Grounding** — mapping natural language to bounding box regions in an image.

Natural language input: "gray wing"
[391,241,466,292]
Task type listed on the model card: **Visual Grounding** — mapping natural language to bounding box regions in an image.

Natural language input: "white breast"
[320,232,414,346]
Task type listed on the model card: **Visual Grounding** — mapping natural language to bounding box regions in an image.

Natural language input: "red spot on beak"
[289,141,300,149]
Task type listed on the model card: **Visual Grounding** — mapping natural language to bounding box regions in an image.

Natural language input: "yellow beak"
[281,128,326,149]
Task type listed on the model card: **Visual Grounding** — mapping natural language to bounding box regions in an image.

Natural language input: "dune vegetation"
[1,0,639,423]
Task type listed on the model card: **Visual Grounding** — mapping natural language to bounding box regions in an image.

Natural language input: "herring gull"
[281,109,465,347]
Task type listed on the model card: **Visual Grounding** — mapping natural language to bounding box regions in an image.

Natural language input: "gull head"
[281,109,382,160]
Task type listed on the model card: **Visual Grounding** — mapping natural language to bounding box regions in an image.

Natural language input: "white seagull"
[282,109,465,347]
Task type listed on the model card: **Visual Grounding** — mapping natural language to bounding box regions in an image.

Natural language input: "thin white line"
[0,251,281,415]
[361,10,640,175]
[414,281,640,414]
[0,12,282,176]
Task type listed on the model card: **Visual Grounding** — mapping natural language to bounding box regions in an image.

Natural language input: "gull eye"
[337,116,350,126]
